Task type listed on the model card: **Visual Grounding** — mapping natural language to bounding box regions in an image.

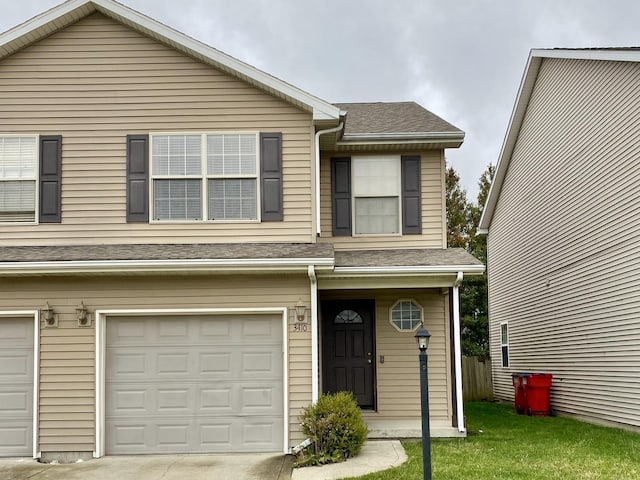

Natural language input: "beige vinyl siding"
[319,150,446,249]
[0,13,314,245]
[488,57,640,428]
[320,289,451,423]
[0,274,311,453]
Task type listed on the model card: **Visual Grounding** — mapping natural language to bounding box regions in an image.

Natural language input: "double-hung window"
[0,135,37,223]
[151,133,258,221]
[352,156,401,235]
[500,322,509,368]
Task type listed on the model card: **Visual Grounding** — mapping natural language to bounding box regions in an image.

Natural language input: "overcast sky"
[2,0,640,200]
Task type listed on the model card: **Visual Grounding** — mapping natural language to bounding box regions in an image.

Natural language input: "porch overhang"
[318,248,484,290]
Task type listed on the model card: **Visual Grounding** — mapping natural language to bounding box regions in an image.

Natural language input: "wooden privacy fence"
[462,356,494,401]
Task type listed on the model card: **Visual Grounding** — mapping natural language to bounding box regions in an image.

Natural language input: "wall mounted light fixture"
[76,301,92,327]
[295,298,307,323]
[42,302,58,328]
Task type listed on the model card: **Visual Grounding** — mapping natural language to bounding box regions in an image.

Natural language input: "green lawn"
[348,402,640,480]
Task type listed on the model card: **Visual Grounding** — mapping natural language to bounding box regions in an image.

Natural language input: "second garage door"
[105,314,283,454]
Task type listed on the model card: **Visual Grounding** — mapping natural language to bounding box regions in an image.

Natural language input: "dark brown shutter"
[260,132,283,221]
[401,155,422,234]
[331,157,352,236]
[126,134,149,223]
[39,135,62,223]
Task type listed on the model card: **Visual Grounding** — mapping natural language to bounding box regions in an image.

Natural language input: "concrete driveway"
[0,453,293,480]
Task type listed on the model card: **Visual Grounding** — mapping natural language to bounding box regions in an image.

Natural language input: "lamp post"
[415,323,432,480]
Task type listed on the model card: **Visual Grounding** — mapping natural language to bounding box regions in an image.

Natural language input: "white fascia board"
[342,131,465,141]
[479,51,543,232]
[338,132,464,148]
[327,264,485,277]
[531,48,640,63]
[0,0,340,123]
[0,257,335,275]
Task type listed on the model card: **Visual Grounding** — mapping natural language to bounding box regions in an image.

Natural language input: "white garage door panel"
[0,318,34,457]
[106,315,283,454]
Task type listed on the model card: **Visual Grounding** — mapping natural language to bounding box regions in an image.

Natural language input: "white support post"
[452,272,466,433]
[308,266,319,403]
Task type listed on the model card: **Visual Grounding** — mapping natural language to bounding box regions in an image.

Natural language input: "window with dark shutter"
[39,135,62,223]
[260,132,283,221]
[126,134,149,223]
[401,155,422,234]
[331,157,352,236]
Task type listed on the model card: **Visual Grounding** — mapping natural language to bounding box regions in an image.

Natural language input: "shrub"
[296,391,368,467]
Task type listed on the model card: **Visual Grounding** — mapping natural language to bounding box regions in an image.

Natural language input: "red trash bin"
[512,373,528,415]
[526,373,552,416]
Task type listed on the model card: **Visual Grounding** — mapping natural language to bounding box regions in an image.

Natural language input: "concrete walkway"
[291,440,407,480]
[0,453,293,480]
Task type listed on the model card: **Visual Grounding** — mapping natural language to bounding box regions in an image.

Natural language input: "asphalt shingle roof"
[0,243,334,262]
[335,248,483,268]
[334,101,463,136]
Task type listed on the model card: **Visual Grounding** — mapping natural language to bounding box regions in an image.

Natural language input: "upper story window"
[353,157,400,235]
[331,155,421,237]
[150,133,258,221]
[0,136,38,223]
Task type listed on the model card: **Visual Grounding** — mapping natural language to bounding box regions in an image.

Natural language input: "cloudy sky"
[2,0,640,200]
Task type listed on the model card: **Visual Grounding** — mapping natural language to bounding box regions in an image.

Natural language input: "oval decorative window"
[390,299,423,331]
[334,309,363,324]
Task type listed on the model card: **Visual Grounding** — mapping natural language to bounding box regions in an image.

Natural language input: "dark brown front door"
[321,300,375,409]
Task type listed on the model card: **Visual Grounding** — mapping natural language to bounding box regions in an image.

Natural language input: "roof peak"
[0,0,341,122]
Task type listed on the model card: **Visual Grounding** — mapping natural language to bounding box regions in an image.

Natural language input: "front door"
[321,300,375,409]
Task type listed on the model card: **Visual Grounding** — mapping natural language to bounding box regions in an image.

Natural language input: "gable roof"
[334,101,464,147]
[478,48,640,233]
[0,0,341,123]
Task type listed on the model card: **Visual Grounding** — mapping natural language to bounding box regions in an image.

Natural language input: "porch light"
[42,302,57,327]
[415,322,432,480]
[295,298,307,323]
[76,301,91,326]
[414,323,431,351]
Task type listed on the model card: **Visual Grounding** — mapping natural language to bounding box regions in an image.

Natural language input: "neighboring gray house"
[479,48,640,430]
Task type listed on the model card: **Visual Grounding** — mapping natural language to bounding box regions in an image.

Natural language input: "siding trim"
[94,307,289,458]
[0,310,40,459]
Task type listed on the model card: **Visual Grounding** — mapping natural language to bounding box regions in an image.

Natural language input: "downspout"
[308,265,319,402]
[452,271,466,433]
[314,122,344,236]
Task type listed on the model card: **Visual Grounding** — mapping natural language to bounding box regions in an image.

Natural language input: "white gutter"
[0,257,335,275]
[341,131,465,141]
[329,265,485,276]
[308,265,319,403]
[314,122,344,236]
[452,271,466,433]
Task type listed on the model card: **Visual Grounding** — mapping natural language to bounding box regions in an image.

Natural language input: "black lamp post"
[415,323,432,480]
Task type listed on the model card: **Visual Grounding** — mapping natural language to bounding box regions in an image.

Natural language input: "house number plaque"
[293,323,308,332]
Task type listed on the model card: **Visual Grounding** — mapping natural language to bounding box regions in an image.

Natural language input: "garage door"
[105,314,283,454]
[0,318,34,457]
